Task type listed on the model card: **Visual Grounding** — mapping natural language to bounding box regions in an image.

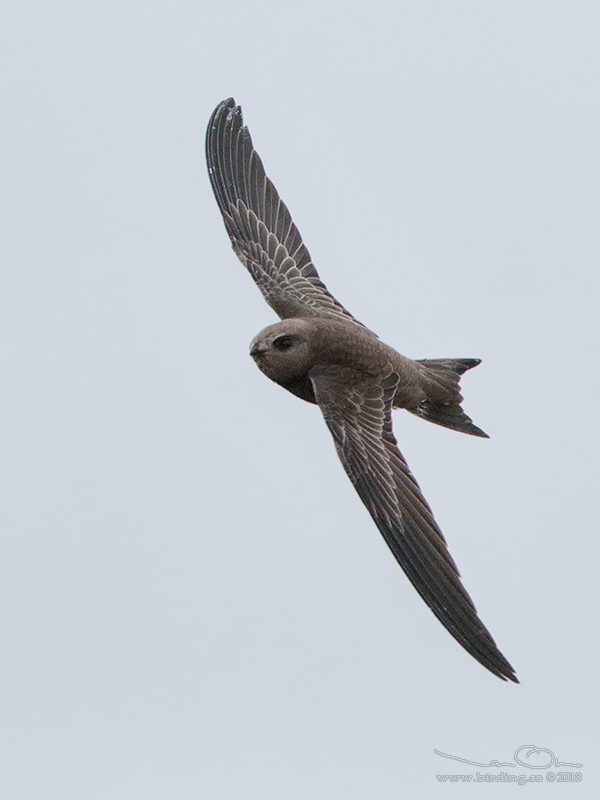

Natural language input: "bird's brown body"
[206,97,517,682]
[251,317,408,404]
[251,317,487,434]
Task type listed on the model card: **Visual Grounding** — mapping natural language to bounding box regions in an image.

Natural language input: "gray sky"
[3,1,599,797]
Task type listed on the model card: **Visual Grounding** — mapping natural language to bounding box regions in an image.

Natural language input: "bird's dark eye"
[273,335,293,351]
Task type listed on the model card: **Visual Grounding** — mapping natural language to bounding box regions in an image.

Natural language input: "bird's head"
[249,319,313,384]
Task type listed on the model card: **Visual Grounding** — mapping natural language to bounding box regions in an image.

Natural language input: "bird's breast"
[309,322,388,376]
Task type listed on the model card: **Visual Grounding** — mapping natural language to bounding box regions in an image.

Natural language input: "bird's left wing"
[206,98,364,327]
[310,366,518,682]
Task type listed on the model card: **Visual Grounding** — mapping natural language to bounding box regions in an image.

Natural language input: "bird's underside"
[206,97,518,683]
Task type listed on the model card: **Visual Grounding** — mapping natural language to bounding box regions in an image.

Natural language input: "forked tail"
[408,358,489,438]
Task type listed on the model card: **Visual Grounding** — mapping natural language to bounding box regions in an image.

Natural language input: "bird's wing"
[206,98,364,327]
[311,366,518,682]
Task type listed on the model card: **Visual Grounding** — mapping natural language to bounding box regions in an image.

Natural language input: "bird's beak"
[249,343,268,358]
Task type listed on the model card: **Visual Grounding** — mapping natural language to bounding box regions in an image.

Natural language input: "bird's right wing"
[311,366,518,682]
[206,98,365,327]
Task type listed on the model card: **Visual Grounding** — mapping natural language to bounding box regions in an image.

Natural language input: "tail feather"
[408,358,489,438]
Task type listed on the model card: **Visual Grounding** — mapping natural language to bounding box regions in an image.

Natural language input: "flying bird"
[206,97,517,683]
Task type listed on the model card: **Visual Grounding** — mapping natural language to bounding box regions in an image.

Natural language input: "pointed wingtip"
[207,98,237,130]
[494,658,519,683]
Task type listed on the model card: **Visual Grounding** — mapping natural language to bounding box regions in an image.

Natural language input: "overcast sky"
[3,1,599,797]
